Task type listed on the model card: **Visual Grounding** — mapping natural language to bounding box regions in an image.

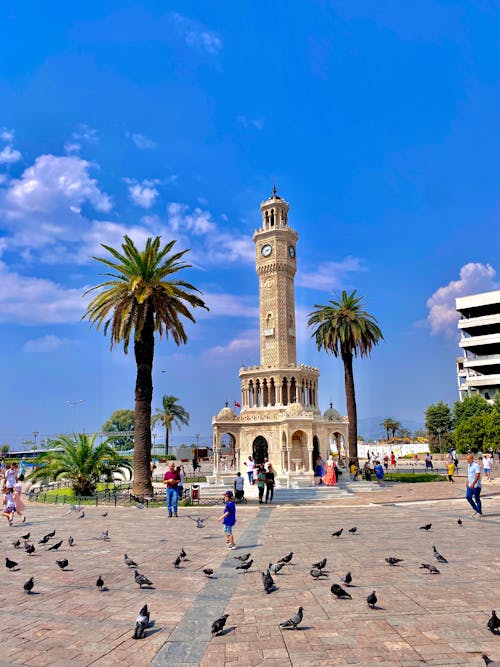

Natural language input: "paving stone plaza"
[1,480,499,666]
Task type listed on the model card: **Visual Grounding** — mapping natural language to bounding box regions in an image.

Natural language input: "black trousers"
[265,484,274,503]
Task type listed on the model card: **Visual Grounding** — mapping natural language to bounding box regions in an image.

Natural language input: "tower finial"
[273,183,278,197]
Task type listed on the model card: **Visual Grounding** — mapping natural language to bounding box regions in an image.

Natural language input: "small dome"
[216,404,236,421]
[324,402,341,421]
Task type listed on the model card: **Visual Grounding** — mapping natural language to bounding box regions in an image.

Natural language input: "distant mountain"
[357,416,424,442]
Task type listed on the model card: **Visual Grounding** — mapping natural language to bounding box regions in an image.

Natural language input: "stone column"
[305,446,313,472]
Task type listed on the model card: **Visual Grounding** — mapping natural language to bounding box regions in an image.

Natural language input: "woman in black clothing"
[265,464,275,503]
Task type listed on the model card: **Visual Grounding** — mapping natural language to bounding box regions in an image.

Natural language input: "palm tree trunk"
[342,350,358,464]
[165,427,169,458]
[133,308,154,496]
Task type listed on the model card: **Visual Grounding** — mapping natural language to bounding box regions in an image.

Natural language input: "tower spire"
[273,183,278,197]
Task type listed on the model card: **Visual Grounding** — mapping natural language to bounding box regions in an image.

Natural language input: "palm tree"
[83,235,208,495]
[28,433,132,496]
[308,290,383,463]
[152,395,190,457]
[381,418,401,440]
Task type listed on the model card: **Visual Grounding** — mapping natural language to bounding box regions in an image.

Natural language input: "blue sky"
[1,1,499,447]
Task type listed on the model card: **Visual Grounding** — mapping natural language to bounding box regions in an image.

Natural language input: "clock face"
[288,245,296,258]
[261,243,272,257]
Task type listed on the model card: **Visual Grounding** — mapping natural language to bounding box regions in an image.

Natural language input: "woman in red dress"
[322,455,337,486]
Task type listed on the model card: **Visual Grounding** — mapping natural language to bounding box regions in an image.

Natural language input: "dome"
[216,404,236,421]
[324,402,341,421]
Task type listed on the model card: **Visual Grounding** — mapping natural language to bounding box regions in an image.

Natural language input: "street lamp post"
[437,428,443,463]
[32,431,39,451]
[195,433,200,462]
[66,400,85,435]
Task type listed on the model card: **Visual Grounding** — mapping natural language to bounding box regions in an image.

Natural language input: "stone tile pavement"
[0,481,498,666]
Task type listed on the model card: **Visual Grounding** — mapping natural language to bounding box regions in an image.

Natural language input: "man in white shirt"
[466,453,483,518]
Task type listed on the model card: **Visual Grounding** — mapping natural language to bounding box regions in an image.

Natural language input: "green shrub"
[383,472,447,483]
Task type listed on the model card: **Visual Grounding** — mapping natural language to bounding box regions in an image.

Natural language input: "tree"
[454,416,488,453]
[308,290,383,462]
[102,409,135,450]
[381,418,401,440]
[485,411,500,450]
[83,235,207,496]
[152,395,190,456]
[453,394,492,427]
[492,390,500,412]
[27,433,132,496]
[413,429,428,440]
[0,444,10,457]
[425,401,452,437]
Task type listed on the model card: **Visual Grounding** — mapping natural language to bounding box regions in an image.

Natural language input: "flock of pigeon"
[209,520,500,667]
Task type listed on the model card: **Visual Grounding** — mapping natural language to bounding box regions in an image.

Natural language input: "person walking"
[425,453,433,470]
[483,454,493,482]
[234,471,245,501]
[163,462,181,517]
[218,490,236,548]
[265,464,275,503]
[12,478,26,522]
[176,465,185,499]
[466,453,483,517]
[446,459,455,483]
[322,455,337,486]
[243,456,255,485]
[390,451,396,468]
[1,487,16,526]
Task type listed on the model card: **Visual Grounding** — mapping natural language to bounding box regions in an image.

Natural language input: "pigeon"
[124,554,138,568]
[487,610,500,633]
[236,560,253,573]
[330,583,352,599]
[173,555,181,568]
[331,528,343,538]
[234,553,251,562]
[342,571,352,586]
[180,548,187,560]
[68,536,74,547]
[38,535,50,545]
[278,552,293,564]
[310,568,328,579]
[203,568,215,578]
[133,604,150,639]
[457,517,462,526]
[48,540,63,551]
[312,558,327,571]
[195,518,206,528]
[77,511,85,519]
[102,512,108,518]
[420,523,432,531]
[367,591,377,608]
[211,614,229,637]
[45,530,56,539]
[432,546,448,564]
[279,607,304,630]
[5,557,18,571]
[134,570,153,588]
[25,543,35,555]
[23,577,34,594]
[348,527,357,534]
[385,557,403,566]
[98,530,110,541]
[56,559,69,570]
[420,563,440,574]
[262,569,276,593]
[96,575,104,591]
[21,532,30,541]
[12,540,21,549]
[482,656,495,666]
[269,562,285,575]
[65,504,81,513]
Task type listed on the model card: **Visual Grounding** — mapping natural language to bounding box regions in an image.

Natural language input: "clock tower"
[254,187,298,368]
[212,188,348,484]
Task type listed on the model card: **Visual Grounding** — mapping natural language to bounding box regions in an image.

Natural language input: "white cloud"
[172,13,223,54]
[202,292,257,319]
[204,329,258,363]
[297,256,365,291]
[64,142,81,154]
[23,334,75,353]
[426,262,499,337]
[236,115,264,130]
[0,146,22,164]
[126,132,157,150]
[167,202,216,236]
[0,262,88,324]
[3,154,111,215]
[125,178,159,209]
[0,129,15,143]
[72,123,98,143]
[75,220,157,264]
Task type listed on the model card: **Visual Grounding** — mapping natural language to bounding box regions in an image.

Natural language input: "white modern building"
[456,289,500,403]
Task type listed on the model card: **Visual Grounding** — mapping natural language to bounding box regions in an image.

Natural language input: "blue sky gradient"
[1,1,499,446]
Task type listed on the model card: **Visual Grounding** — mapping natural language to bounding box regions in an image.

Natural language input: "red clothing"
[163,470,180,487]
